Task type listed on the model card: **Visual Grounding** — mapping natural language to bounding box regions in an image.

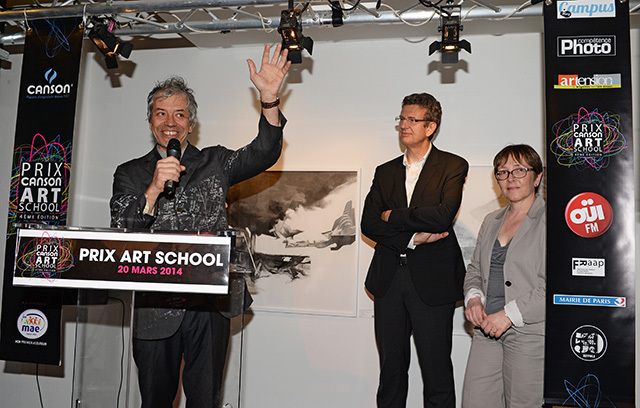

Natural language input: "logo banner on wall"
[0,18,83,365]
[14,227,231,294]
[543,1,634,406]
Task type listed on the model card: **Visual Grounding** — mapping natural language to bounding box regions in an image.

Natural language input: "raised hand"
[247,43,291,103]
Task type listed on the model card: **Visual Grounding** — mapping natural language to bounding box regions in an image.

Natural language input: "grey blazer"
[463,195,546,335]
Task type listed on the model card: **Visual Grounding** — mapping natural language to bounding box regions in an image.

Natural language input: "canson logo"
[557,0,615,18]
[565,192,612,238]
[555,73,621,89]
[17,309,48,339]
[557,36,616,57]
[570,325,607,361]
[26,69,73,97]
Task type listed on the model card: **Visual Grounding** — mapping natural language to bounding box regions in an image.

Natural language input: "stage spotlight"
[278,9,313,64]
[428,4,471,64]
[88,17,133,69]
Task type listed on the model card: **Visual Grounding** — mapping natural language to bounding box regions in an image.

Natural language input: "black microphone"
[164,138,181,196]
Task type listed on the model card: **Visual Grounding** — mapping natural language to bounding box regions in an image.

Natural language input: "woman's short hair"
[493,144,543,192]
[493,144,543,174]
[146,76,198,127]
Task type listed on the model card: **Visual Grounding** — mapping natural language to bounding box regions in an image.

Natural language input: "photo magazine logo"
[557,35,616,57]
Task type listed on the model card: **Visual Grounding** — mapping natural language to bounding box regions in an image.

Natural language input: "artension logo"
[557,0,615,18]
[555,74,621,89]
[17,309,49,339]
[565,192,613,238]
[557,36,616,57]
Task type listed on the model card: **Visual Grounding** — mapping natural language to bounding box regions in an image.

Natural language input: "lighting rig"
[278,1,313,64]
[88,16,133,69]
[428,1,471,64]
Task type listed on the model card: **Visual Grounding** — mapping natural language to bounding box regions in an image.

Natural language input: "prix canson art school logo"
[26,68,73,99]
[17,309,49,339]
[565,192,612,238]
[557,0,615,19]
[549,107,626,171]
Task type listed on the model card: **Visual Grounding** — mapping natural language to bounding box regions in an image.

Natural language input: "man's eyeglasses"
[495,168,534,181]
[395,116,429,125]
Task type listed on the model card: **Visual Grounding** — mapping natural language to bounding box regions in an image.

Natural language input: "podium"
[13,224,253,408]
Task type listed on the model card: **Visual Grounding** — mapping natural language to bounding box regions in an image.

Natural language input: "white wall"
[0,24,638,407]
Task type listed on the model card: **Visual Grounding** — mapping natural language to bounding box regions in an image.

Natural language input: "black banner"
[543,1,635,406]
[0,18,83,365]
[14,227,231,294]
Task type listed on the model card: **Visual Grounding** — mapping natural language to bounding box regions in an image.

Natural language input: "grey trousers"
[462,327,544,408]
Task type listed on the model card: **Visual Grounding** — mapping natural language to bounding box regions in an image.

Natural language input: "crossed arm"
[361,157,468,251]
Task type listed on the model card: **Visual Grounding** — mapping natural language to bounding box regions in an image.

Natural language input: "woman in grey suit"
[462,144,546,408]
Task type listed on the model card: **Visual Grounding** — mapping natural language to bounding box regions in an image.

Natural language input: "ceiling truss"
[0,0,638,45]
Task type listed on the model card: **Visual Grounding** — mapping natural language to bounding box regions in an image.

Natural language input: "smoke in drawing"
[227,171,358,282]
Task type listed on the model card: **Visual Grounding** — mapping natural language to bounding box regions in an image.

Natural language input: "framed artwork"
[226,170,360,316]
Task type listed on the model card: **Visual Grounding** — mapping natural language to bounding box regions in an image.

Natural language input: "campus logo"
[555,73,621,89]
[557,0,615,18]
[572,257,605,277]
[565,192,612,238]
[26,68,74,99]
[557,35,616,57]
[17,309,49,339]
[571,325,608,361]
[554,295,625,307]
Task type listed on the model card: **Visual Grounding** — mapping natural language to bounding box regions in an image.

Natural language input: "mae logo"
[565,192,613,238]
[571,325,607,361]
[26,68,74,100]
[557,0,615,19]
[17,309,48,339]
[557,36,616,57]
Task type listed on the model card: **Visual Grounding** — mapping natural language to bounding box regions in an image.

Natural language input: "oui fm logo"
[565,192,613,238]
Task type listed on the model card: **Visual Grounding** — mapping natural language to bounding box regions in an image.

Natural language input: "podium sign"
[14,227,231,294]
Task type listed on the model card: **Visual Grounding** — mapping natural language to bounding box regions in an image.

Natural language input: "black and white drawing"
[226,170,359,315]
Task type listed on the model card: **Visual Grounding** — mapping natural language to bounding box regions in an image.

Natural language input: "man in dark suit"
[361,93,468,408]
[110,44,290,408]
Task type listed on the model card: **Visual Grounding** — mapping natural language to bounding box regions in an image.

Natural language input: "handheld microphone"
[164,138,181,196]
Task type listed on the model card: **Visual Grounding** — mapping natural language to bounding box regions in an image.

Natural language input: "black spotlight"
[88,17,133,69]
[428,4,471,64]
[278,9,313,64]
